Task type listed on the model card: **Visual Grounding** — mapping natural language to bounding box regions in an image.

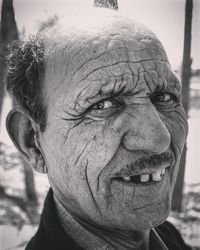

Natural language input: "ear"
[6,109,47,174]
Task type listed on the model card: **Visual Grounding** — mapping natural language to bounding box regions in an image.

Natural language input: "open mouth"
[113,167,168,185]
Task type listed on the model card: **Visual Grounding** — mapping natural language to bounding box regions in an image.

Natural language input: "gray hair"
[6,16,58,131]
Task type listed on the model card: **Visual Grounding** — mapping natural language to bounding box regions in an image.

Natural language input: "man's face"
[39,18,188,231]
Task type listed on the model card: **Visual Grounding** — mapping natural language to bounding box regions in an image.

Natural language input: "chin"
[103,204,171,232]
[130,212,170,231]
[129,197,171,231]
[142,201,171,230]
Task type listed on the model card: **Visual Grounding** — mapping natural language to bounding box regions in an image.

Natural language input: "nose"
[122,103,171,154]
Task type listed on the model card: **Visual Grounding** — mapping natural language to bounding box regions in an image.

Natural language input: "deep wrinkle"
[71,35,167,80]
[62,66,181,121]
[76,59,169,85]
[63,120,94,159]
[61,76,128,117]
[64,34,111,77]
[84,159,99,211]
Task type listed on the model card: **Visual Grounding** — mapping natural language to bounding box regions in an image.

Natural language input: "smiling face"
[38,13,188,231]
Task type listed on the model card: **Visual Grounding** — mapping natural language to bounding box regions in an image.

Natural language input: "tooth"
[140,174,150,182]
[123,176,131,181]
[152,170,162,181]
[161,168,165,175]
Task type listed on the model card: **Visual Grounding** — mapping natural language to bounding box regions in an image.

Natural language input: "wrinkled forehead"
[43,9,170,90]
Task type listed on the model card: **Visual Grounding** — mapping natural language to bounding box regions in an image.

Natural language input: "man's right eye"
[85,98,123,118]
[90,99,119,110]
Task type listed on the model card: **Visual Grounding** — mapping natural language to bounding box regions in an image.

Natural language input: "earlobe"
[32,134,48,174]
[6,109,47,174]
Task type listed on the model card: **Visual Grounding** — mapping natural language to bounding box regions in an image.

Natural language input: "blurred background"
[0,0,200,249]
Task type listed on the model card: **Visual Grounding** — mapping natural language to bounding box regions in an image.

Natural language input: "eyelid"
[85,86,126,107]
[151,91,180,102]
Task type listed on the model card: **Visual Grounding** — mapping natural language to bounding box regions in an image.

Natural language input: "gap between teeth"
[123,168,166,183]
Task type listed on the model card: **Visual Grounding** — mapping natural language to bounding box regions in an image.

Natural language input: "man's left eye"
[151,92,178,103]
[151,92,180,111]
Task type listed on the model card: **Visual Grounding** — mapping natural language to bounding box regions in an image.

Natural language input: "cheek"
[66,122,122,180]
[159,108,188,152]
[43,119,123,191]
[159,108,188,188]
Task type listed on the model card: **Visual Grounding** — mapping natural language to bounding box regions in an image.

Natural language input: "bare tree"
[172,0,193,212]
[0,0,18,119]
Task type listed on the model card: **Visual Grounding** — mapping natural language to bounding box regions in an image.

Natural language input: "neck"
[54,195,150,250]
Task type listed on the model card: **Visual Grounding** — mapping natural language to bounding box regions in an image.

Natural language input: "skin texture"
[7,9,188,250]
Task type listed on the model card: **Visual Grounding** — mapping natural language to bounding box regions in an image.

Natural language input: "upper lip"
[113,152,173,178]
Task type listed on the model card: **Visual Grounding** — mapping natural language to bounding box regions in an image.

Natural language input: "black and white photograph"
[0,0,199,249]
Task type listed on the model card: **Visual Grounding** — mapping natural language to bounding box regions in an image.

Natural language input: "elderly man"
[6,8,190,250]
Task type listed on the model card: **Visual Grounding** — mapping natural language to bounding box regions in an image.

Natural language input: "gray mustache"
[116,152,173,177]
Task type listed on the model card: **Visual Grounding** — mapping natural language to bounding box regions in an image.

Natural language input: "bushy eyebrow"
[62,63,181,119]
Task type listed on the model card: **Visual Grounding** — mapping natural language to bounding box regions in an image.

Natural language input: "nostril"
[121,103,171,153]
